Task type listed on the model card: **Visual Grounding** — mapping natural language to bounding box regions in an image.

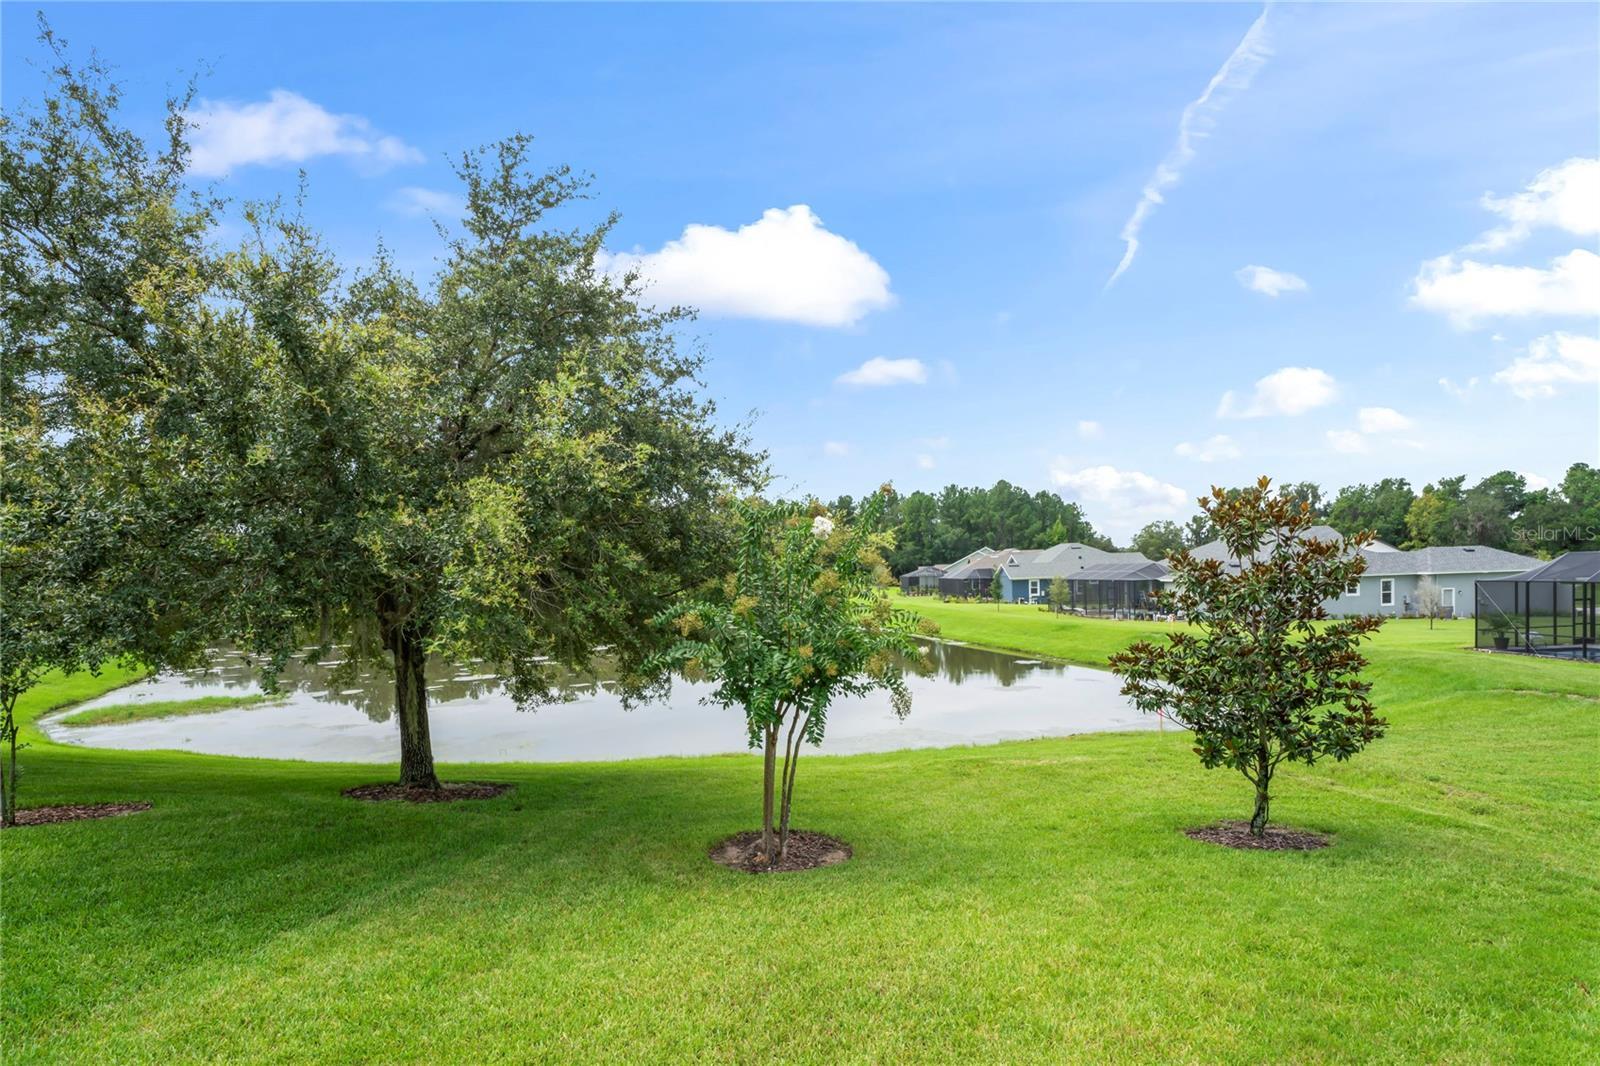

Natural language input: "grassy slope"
[56,694,276,728]
[2,613,1596,1064]
[11,662,154,735]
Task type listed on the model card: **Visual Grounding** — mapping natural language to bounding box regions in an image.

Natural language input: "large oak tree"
[6,39,761,789]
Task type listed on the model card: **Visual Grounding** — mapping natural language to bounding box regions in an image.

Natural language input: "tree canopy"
[1110,479,1387,837]
[649,491,932,866]
[4,45,762,790]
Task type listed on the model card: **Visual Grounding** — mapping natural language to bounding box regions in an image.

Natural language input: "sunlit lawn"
[3,612,1596,1063]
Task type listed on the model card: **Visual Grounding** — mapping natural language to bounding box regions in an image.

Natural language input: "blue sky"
[6,2,1598,538]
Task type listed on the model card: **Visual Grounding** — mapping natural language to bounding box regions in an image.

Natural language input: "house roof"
[941,548,1022,581]
[901,565,946,579]
[1186,524,1349,566]
[1070,560,1171,582]
[943,546,995,571]
[1499,551,1600,584]
[1003,542,1154,580]
[1357,545,1540,576]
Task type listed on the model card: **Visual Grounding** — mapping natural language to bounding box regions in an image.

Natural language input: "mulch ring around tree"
[2,802,152,829]
[710,829,852,874]
[1184,820,1331,851]
[341,782,514,804]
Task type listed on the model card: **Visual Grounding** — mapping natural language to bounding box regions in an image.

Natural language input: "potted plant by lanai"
[1488,617,1515,650]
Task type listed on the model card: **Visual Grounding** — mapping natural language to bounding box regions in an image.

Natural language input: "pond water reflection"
[43,641,1153,763]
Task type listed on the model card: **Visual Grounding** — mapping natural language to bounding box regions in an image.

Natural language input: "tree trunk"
[1,735,13,828]
[392,624,440,790]
[1,702,16,827]
[760,723,778,865]
[778,708,808,861]
[1249,783,1270,836]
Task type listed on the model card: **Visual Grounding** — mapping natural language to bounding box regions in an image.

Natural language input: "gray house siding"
[1328,572,1519,618]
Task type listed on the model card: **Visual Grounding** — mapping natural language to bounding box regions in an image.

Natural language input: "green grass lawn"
[54,693,278,728]
[3,611,1596,1063]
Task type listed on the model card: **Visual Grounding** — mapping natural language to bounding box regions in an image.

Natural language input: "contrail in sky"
[1106,5,1274,288]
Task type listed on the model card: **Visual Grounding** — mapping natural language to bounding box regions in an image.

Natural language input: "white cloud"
[1326,430,1368,454]
[599,205,892,327]
[1235,264,1308,297]
[1519,471,1551,492]
[1327,408,1418,454]
[1217,367,1338,418]
[1107,6,1272,287]
[1174,434,1241,462]
[1049,462,1188,538]
[1411,249,1600,327]
[1493,332,1600,399]
[388,186,463,217]
[822,441,852,458]
[1077,420,1103,440]
[836,357,927,388]
[1467,157,1600,252]
[185,90,422,176]
[1439,376,1479,400]
[916,453,937,470]
[1356,406,1414,433]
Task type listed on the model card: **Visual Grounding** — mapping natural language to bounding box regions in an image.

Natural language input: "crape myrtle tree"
[5,42,761,790]
[1109,479,1388,837]
[1413,577,1442,629]
[650,490,935,866]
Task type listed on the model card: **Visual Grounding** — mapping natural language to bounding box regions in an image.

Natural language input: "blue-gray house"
[1185,525,1536,618]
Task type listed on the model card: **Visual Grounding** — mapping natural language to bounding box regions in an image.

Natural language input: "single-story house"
[999,542,1160,604]
[908,543,1150,601]
[1184,526,1533,618]
[1335,545,1539,618]
[898,564,946,595]
[937,547,1034,598]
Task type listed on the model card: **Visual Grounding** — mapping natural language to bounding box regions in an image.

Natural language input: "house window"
[1029,579,1040,600]
[1345,579,1360,596]
[1380,579,1394,607]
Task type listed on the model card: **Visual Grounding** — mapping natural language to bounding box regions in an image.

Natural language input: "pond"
[42,641,1155,763]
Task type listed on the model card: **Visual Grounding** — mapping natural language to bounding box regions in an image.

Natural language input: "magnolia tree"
[1109,479,1387,837]
[651,491,935,866]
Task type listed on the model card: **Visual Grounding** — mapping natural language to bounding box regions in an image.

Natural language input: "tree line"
[1125,467,1597,563]
[828,467,1597,574]
[823,481,1114,573]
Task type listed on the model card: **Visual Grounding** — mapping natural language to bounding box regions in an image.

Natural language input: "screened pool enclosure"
[1061,561,1170,619]
[1474,552,1599,661]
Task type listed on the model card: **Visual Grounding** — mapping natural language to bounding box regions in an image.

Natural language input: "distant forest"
[827,464,1600,574]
